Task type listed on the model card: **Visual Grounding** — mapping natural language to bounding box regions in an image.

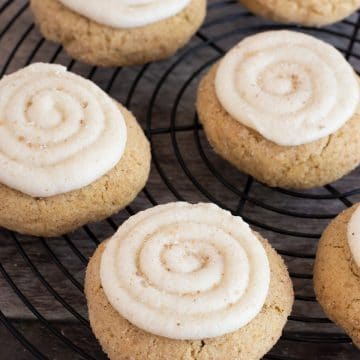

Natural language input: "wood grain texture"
[0,0,360,358]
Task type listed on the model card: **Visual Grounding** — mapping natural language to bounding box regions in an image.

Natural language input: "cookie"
[0,63,151,237]
[85,202,294,360]
[196,31,360,189]
[30,0,206,67]
[240,0,360,27]
[314,204,360,348]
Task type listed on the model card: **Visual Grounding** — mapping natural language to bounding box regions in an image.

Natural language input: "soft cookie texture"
[314,204,360,348]
[196,64,360,189]
[30,0,206,67]
[0,105,151,237]
[240,0,360,27]
[85,234,293,360]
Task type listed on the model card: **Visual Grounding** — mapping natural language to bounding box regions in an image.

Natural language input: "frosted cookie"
[240,0,360,27]
[85,202,294,360]
[0,63,150,237]
[196,30,360,189]
[314,204,360,348]
[30,0,206,67]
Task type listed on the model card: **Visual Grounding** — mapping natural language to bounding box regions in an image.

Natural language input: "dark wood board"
[1,0,360,359]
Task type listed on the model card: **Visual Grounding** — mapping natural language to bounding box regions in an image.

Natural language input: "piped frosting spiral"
[100,202,270,340]
[57,0,191,28]
[0,63,127,197]
[215,30,359,146]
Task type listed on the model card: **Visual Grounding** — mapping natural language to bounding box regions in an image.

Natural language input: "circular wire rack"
[1,0,360,359]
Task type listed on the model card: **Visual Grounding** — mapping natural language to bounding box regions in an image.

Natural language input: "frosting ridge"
[58,0,191,28]
[0,63,127,197]
[100,202,270,340]
[215,30,359,146]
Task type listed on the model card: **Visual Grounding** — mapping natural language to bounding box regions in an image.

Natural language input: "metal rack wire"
[1,0,360,358]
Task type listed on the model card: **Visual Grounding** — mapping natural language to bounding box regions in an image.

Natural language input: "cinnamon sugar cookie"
[0,63,150,237]
[30,0,206,67]
[314,204,360,348]
[196,30,360,189]
[240,0,360,27]
[85,202,294,360]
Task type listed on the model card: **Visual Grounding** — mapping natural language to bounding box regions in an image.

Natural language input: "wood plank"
[1,0,360,358]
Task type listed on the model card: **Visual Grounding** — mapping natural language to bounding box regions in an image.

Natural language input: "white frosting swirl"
[348,206,360,267]
[0,63,127,197]
[215,30,360,146]
[58,0,191,28]
[100,202,270,340]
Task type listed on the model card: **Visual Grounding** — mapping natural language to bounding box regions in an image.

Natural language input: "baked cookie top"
[0,63,127,198]
[215,30,359,146]
[57,0,191,28]
[100,202,271,340]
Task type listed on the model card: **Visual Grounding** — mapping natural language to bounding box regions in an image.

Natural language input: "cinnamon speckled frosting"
[0,63,127,197]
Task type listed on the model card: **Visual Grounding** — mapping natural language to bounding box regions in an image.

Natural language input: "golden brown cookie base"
[196,64,360,189]
[85,234,294,360]
[30,0,206,67]
[314,204,360,348]
[0,104,151,237]
[240,0,360,27]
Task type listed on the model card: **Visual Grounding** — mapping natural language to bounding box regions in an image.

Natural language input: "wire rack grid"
[1,0,360,359]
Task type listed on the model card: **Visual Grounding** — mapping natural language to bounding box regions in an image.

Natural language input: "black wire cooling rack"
[1,0,360,359]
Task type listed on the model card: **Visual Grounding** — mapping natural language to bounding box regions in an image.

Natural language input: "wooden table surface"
[1,0,360,359]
